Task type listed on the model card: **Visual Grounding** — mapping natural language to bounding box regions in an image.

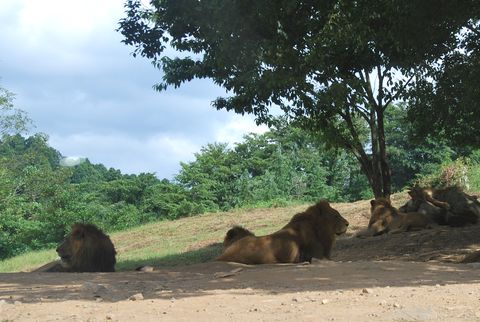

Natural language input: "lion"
[402,187,451,210]
[364,197,398,236]
[398,187,450,225]
[399,186,479,227]
[359,197,432,237]
[388,211,432,234]
[432,187,479,226]
[461,250,480,263]
[33,223,116,272]
[223,225,255,249]
[216,200,349,264]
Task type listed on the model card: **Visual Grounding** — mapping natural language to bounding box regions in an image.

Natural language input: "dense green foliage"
[384,104,470,191]
[0,87,32,136]
[176,120,373,209]
[407,15,480,146]
[118,0,478,198]
[0,124,365,260]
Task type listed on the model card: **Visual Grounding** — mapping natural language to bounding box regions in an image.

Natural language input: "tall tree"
[176,143,238,211]
[407,13,480,146]
[384,104,458,190]
[119,1,474,197]
[0,87,32,136]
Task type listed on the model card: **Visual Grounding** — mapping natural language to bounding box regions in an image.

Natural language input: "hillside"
[1,193,480,321]
[109,192,480,268]
[2,192,479,273]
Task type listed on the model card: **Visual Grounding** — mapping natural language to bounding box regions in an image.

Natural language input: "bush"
[414,158,470,189]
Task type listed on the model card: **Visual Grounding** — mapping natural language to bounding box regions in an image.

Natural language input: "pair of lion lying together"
[217,200,349,264]
[35,200,349,272]
[399,186,479,227]
[362,186,480,237]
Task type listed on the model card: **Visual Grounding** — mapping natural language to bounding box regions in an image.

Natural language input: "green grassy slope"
[0,204,309,272]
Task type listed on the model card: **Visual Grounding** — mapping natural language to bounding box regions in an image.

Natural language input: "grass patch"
[0,249,58,273]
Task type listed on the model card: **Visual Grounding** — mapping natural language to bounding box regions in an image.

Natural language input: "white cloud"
[1,0,125,76]
[1,0,274,179]
[49,132,200,179]
[16,0,120,45]
[214,115,269,146]
[48,113,269,179]
[60,156,86,167]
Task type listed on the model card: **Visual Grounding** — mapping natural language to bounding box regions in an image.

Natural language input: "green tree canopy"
[0,87,32,136]
[407,16,480,146]
[118,0,476,197]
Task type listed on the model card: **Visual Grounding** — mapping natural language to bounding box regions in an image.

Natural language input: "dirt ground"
[1,198,480,322]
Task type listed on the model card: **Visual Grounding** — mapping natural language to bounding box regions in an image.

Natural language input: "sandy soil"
[2,199,480,322]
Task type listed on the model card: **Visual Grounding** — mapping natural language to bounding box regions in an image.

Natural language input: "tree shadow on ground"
[116,242,223,271]
[335,223,480,262]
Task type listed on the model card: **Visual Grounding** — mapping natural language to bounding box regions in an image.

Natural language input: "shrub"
[414,158,470,189]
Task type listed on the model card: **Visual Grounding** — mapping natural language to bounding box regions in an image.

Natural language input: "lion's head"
[56,223,116,272]
[370,197,391,209]
[369,197,395,225]
[303,200,349,236]
[367,197,402,236]
[223,225,255,249]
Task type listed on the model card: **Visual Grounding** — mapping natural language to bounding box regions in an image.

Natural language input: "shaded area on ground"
[1,260,479,304]
[334,224,480,263]
[116,242,223,271]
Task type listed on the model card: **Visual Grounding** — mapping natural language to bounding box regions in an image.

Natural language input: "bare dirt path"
[1,260,480,321]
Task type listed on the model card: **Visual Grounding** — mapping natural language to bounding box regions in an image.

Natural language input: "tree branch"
[376,65,384,109]
[383,73,415,109]
[466,22,480,36]
[340,107,369,160]
[359,69,378,109]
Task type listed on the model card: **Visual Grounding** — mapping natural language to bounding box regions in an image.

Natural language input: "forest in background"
[3,1,480,262]
[1,103,480,260]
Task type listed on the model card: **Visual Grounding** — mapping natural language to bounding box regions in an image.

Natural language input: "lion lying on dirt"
[399,186,479,227]
[216,200,349,264]
[33,223,117,272]
[358,198,432,237]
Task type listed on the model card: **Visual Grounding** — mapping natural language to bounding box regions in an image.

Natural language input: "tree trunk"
[376,107,391,198]
[352,149,386,199]
[337,108,392,199]
[354,67,392,199]
[365,111,391,199]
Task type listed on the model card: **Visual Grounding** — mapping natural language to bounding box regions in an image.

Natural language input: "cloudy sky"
[0,0,267,179]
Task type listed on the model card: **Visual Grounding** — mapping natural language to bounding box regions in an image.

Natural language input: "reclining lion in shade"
[216,200,349,264]
[33,223,117,272]
[363,197,432,237]
[399,186,479,227]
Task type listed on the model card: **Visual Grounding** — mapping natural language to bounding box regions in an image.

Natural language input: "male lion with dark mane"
[216,200,349,264]
[33,223,116,272]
